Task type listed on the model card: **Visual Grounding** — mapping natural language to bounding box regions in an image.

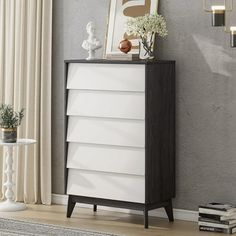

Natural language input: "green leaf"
[0,104,25,128]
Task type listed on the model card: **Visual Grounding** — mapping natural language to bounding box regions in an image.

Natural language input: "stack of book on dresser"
[199,203,236,234]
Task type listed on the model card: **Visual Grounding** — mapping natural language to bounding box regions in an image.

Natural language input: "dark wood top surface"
[64,59,175,65]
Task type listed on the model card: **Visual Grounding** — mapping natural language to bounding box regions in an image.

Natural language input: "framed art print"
[105,0,159,56]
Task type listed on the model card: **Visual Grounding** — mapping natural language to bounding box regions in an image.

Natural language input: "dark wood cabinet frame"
[64,60,175,229]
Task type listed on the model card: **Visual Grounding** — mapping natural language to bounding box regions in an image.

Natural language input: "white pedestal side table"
[0,139,36,211]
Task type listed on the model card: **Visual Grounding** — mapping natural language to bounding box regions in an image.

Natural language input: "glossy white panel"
[67,169,145,203]
[67,143,145,175]
[67,63,145,92]
[67,90,145,120]
[67,117,145,148]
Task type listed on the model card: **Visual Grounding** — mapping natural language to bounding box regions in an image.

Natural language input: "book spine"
[199,213,221,221]
[199,226,231,234]
[199,217,230,225]
[222,215,236,221]
[199,206,227,212]
[198,221,232,229]
[199,208,232,216]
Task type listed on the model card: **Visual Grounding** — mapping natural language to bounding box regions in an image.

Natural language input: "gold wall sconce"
[230,27,236,47]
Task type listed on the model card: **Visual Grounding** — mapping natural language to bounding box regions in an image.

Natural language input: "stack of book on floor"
[199,203,236,234]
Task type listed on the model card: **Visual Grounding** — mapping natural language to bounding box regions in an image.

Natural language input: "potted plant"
[125,13,168,59]
[0,104,24,143]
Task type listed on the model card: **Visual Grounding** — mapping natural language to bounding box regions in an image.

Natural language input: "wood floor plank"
[0,204,214,236]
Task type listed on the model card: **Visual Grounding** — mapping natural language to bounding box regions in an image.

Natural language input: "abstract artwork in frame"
[105,0,159,56]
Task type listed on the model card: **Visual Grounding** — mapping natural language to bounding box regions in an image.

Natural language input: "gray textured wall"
[52,0,110,194]
[52,0,65,194]
[52,0,236,210]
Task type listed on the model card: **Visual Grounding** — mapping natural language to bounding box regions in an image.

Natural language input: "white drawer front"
[67,90,145,120]
[67,169,145,203]
[67,117,145,148]
[67,63,145,92]
[67,143,145,175]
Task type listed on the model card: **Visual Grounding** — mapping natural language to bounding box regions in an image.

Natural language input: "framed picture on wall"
[105,0,159,57]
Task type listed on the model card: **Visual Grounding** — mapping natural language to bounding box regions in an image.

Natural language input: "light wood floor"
[0,204,219,236]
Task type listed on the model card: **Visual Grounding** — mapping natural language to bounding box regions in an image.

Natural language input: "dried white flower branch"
[126,13,168,57]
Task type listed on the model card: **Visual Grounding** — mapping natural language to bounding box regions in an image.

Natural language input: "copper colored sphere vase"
[118,39,132,54]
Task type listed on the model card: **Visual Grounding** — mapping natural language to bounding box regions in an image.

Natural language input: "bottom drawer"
[67,169,145,203]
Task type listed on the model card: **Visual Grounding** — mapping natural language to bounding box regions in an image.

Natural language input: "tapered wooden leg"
[67,195,76,218]
[93,205,97,212]
[164,200,174,222]
[144,209,149,228]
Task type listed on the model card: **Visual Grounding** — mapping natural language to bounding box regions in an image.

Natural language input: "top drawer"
[67,63,145,92]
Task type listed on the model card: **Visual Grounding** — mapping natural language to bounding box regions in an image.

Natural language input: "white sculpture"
[82,22,102,60]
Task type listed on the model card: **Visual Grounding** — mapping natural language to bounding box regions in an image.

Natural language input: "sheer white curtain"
[0,0,52,204]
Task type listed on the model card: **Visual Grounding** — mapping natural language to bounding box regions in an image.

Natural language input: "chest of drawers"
[65,60,175,228]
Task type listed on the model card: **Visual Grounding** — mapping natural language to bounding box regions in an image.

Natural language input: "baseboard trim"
[52,194,198,222]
